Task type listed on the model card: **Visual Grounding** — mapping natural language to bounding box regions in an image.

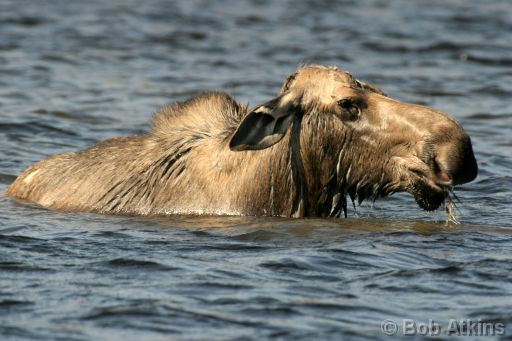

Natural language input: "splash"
[444,188,460,225]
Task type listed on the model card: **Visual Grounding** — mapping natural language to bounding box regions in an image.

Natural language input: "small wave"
[40,53,78,65]
[29,109,116,125]
[91,230,130,239]
[291,298,393,316]
[463,54,512,67]
[0,173,17,184]
[419,90,464,97]
[233,230,286,241]
[259,258,316,271]
[471,85,511,96]
[0,225,28,234]
[181,281,253,290]
[0,325,39,339]
[147,31,208,47]
[0,261,53,272]
[81,300,265,331]
[0,122,77,137]
[0,299,34,307]
[362,41,473,53]
[176,243,269,251]
[1,16,44,27]
[466,112,511,120]
[241,305,299,316]
[0,42,20,50]
[429,265,461,273]
[100,257,179,271]
[81,302,164,320]
[0,234,44,243]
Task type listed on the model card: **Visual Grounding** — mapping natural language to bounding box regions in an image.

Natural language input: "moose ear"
[229,93,296,151]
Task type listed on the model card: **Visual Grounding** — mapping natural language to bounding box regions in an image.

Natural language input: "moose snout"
[428,133,478,186]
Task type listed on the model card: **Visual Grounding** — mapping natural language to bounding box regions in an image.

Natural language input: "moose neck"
[288,112,308,217]
[250,112,347,218]
[229,117,309,218]
[296,112,350,218]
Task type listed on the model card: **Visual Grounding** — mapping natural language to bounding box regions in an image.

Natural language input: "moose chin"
[7,65,478,218]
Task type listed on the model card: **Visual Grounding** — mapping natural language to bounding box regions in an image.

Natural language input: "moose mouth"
[409,171,450,211]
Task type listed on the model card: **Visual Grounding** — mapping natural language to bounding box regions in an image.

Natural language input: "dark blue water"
[1,0,511,340]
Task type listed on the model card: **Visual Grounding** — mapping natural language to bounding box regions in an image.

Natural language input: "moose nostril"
[432,157,452,184]
[433,136,478,186]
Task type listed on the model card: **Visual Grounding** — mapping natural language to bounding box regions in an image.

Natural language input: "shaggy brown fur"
[7,65,477,217]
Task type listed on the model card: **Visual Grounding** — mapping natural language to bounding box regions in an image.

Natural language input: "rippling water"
[1,0,511,340]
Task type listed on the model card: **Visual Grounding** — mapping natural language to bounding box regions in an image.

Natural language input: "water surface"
[1,0,511,340]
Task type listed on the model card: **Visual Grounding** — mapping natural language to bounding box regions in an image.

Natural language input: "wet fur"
[7,93,312,216]
[7,65,477,217]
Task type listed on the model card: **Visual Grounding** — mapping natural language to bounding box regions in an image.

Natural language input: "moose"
[7,65,478,217]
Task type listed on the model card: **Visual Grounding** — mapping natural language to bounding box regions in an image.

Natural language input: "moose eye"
[337,99,361,121]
